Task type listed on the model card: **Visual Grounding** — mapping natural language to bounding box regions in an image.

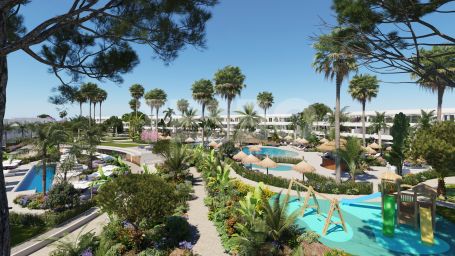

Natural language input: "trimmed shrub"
[402,170,439,186]
[45,182,80,212]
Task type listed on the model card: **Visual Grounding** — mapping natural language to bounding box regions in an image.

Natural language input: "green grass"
[11,224,47,246]
[445,185,455,203]
[436,206,455,224]
[100,142,148,148]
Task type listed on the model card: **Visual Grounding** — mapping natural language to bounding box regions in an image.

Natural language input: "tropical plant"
[337,137,364,181]
[129,84,145,118]
[257,91,274,135]
[411,46,455,122]
[348,74,379,146]
[411,122,455,197]
[80,125,102,171]
[192,79,214,145]
[177,99,190,116]
[49,230,99,256]
[15,122,27,139]
[80,82,99,126]
[207,98,219,114]
[214,65,246,141]
[385,113,410,176]
[3,122,16,146]
[59,154,77,181]
[95,88,108,123]
[74,90,87,117]
[145,88,167,132]
[33,123,67,194]
[313,28,358,183]
[180,107,199,132]
[299,107,316,139]
[236,103,261,133]
[45,182,80,212]
[370,111,387,148]
[308,103,331,123]
[160,143,191,182]
[418,110,435,130]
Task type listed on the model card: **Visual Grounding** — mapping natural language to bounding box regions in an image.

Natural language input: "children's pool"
[15,164,56,193]
[251,163,293,171]
[281,196,455,256]
[242,146,298,157]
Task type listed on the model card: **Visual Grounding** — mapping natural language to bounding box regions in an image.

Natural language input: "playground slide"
[420,207,434,245]
[383,195,396,237]
[341,192,381,205]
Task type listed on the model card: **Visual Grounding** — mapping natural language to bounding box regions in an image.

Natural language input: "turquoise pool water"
[242,146,298,157]
[251,163,293,171]
[279,196,455,255]
[15,164,56,192]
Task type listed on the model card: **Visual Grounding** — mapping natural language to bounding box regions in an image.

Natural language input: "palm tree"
[15,122,27,139]
[129,99,140,112]
[3,122,16,146]
[214,66,246,141]
[176,99,189,117]
[419,110,435,130]
[289,114,300,139]
[236,103,261,133]
[348,74,379,146]
[257,91,274,136]
[337,137,363,181]
[207,99,219,114]
[180,107,198,133]
[313,29,357,183]
[96,88,107,123]
[411,46,455,122]
[192,79,214,145]
[163,107,176,133]
[370,111,387,148]
[33,123,67,194]
[145,88,167,132]
[80,82,99,126]
[74,90,87,117]
[129,84,145,118]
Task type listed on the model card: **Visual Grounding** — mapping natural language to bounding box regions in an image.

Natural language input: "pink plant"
[141,129,158,143]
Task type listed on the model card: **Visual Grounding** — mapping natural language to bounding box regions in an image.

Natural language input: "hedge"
[226,158,373,195]
[269,156,303,165]
[401,170,439,186]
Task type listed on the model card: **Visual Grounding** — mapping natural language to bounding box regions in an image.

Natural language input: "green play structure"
[383,195,396,236]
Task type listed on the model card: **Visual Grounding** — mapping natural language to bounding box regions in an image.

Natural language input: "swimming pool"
[251,163,293,171]
[15,164,56,193]
[242,146,298,157]
[280,195,455,256]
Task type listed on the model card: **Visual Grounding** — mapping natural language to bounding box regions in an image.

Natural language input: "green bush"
[44,202,94,227]
[45,182,80,212]
[402,170,439,186]
[219,141,237,158]
[10,212,45,227]
[269,156,303,164]
[227,158,372,195]
[164,216,192,247]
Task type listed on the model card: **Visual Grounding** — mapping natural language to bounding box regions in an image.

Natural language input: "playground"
[282,177,455,256]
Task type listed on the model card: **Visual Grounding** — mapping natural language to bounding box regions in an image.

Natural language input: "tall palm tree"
[207,98,219,114]
[3,122,16,146]
[176,99,189,117]
[192,79,214,145]
[129,99,140,113]
[180,107,198,133]
[370,111,387,148]
[256,91,274,136]
[163,107,176,133]
[214,66,246,141]
[236,103,261,133]
[348,74,379,146]
[80,82,99,126]
[33,124,67,194]
[313,29,357,183]
[145,89,167,132]
[15,122,27,139]
[74,90,87,117]
[207,107,224,136]
[96,88,107,123]
[129,84,145,118]
[411,46,455,122]
[289,114,300,139]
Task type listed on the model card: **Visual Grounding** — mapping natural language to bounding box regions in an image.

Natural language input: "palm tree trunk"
[361,100,366,147]
[93,103,96,122]
[201,104,205,145]
[135,100,138,119]
[79,102,83,117]
[437,86,445,122]
[42,154,47,194]
[88,100,92,127]
[378,130,382,148]
[264,109,268,139]
[99,102,102,124]
[150,105,153,130]
[335,75,342,184]
[227,99,231,141]
[0,13,11,252]
[155,107,159,132]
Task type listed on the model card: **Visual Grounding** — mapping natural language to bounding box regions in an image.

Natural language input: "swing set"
[286,178,347,236]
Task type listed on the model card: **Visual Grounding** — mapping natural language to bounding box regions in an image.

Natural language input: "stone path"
[187,167,227,256]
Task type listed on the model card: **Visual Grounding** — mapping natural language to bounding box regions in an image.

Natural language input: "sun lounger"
[3,159,21,169]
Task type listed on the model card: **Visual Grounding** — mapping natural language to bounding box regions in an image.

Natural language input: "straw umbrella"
[249,145,261,154]
[363,146,377,155]
[385,146,392,151]
[185,137,194,143]
[242,154,260,169]
[368,142,381,150]
[258,156,277,175]
[233,150,248,161]
[319,138,329,144]
[284,135,293,141]
[380,171,402,181]
[292,160,315,181]
[299,138,309,144]
[209,140,218,148]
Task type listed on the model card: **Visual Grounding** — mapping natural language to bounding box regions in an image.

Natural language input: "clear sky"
[5,0,455,118]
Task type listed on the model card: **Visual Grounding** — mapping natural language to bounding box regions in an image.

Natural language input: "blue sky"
[6,0,455,118]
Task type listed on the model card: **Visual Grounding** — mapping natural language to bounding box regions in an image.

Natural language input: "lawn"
[11,224,47,246]
[100,142,148,148]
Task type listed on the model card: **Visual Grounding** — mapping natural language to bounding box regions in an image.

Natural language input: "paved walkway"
[187,167,227,256]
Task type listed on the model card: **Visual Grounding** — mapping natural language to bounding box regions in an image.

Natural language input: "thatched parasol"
[380,171,402,181]
[363,146,377,155]
[233,151,248,161]
[319,138,329,144]
[258,156,277,175]
[209,140,218,148]
[284,135,293,141]
[249,145,261,153]
[317,140,346,152]
[385,146,392,151]
[368,142,381,150]
[292,160,316,181]
[185,137,195,143]
[242,154,260,169]
[299,138,309,144]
